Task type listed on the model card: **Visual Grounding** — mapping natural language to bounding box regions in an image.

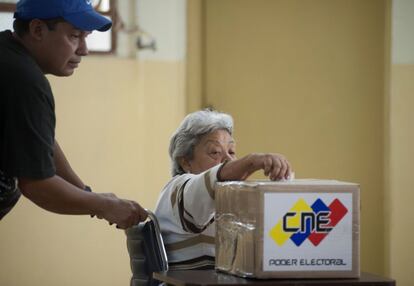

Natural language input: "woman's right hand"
[218,153,292,181]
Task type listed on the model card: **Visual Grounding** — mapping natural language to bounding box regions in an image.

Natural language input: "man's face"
[39,21,90,76]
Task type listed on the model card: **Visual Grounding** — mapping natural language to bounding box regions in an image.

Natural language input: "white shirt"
[154,164,222,268]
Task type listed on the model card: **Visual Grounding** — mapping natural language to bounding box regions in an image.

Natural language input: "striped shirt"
[154,164,222,270]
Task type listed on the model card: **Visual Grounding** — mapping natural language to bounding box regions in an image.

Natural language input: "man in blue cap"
[0,0,147,228]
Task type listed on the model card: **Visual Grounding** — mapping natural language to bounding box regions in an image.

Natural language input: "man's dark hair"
[13,18,66,37]
[13,18,30,37]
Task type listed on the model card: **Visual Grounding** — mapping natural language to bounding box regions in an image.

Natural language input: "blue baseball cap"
[14,0,112,32]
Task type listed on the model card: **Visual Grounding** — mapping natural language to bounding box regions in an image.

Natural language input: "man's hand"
[96,193,148,229]
[18,176,147,229]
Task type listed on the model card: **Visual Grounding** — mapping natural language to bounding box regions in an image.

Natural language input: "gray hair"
[169,109,234,176]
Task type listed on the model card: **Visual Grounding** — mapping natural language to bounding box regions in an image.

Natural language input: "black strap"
[0,169,20,220]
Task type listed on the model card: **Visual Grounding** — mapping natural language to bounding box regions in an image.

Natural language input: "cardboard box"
[215,179,360,279]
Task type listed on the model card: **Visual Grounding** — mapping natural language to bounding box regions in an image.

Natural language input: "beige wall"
[387,1,414,283]
[388,65,414,286]
[201,0,386,275]
[1,0,411,285]
[186,0,203,112]
[0,57,185,286]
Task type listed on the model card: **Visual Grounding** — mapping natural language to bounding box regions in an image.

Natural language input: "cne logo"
[269,198,348,247]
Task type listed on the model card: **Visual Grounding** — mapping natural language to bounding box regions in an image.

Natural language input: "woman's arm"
[218,153,291,181]
[157,165,222,234]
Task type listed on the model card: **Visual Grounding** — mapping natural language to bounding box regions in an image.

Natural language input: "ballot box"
[215,179,360,279]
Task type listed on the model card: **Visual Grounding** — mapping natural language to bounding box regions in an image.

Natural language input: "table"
[153,270,396,286]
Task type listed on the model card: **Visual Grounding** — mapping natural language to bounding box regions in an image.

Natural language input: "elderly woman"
[154,110,291,270]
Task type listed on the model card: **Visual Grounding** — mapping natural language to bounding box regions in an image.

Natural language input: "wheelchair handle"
[144,209,169,271]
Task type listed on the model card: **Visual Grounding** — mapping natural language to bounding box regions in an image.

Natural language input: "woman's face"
[182,129,236,174]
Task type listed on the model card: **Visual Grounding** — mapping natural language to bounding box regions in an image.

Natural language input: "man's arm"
[53,140,85,189]
[18,176,147,229]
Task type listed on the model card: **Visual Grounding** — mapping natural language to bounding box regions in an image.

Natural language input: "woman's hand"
[218,153,291,181]
[249,153,291,181]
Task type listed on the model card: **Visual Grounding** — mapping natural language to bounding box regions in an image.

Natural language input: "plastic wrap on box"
[215,180,360,279]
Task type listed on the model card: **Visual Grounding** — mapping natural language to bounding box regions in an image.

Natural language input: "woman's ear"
[179,157,191,173]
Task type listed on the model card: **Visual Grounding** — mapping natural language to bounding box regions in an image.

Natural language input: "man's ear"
[28,19,47,41]
[179,157,191,173]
